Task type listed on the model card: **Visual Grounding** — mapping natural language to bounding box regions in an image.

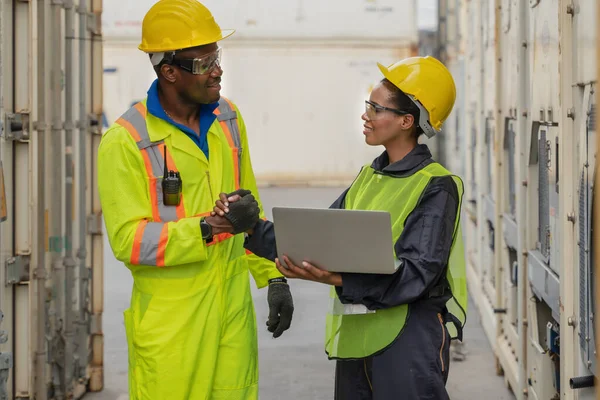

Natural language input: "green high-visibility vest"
[325,162,467,359]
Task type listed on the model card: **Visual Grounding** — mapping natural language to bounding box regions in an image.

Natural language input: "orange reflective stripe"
[156,223,169,267]
[214,108,236,147]
[116,116,142,142]
[131,220,148,265]
[206,232,234,247]
[130,222,167,267]
[117,107,163,221]
[144,151,162,222]
[134,102,148,118]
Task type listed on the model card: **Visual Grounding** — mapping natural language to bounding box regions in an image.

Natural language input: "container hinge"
[3,112,30,141]
[88,114,102,135]
[6,255,30,285]
[0,311,12,400]
[90,313,101,335]
[87,12,102,35]
[87,213,103,235]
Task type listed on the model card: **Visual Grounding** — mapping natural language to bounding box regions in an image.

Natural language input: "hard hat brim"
[139,29,236,53]
[219,29,236,42]
[377,63,392,83]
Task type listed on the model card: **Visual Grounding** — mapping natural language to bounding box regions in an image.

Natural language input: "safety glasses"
[365,100,410,121]
[171,47,222,75]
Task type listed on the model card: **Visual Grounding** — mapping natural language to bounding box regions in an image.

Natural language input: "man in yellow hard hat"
[97,1,294,398]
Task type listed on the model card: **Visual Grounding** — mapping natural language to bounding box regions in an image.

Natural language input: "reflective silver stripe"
[137,138,154,150]
[216,111,237,122]
[121,105,150,141]
[137,222,164,266]
[146,141,166,177]
[119,103,180,222]
[329,296,376,315]
[217,98,243,177]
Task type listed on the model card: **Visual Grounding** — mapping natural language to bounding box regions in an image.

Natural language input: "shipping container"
[438,0,598,399]
[101,0,419,185]
[0,0,104,398]
[102,0,417,42]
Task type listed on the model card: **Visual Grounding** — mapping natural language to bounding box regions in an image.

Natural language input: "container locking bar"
[569,375,595,389]
[6,255,30,285]
[3,112,30,141]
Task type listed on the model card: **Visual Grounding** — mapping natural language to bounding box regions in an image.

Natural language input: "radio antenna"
[164,146,168,177]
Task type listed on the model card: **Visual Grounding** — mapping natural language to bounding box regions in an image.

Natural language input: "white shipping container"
[439,0,598,399]
[0,0,104,398]
[103,41,416,185]
[101,0,419,185]
[102,0,418,42]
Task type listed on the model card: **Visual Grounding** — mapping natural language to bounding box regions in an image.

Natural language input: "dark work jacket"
[245,144,459,311]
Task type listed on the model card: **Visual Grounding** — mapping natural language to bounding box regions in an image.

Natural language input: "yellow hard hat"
[377,56,456,138]
[139,0,235,53]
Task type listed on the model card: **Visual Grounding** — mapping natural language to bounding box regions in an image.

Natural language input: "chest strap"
[116,102,185,222]
[214,97,242,190]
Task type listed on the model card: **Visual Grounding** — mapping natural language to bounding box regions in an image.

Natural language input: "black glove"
[223,192,260,234]
[267,279,294,338]
[226,189,252,199]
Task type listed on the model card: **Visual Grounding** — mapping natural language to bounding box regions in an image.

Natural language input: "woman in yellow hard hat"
[215,55,467,399]
[98,1,294,399]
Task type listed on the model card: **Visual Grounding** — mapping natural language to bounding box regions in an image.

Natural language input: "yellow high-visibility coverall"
[98,96,281,399]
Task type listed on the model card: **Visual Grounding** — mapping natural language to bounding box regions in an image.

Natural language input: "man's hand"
[275,255,343,286]
[211,189,251,217]
[211,190,258,235]
[204,214,235,236]
[224,192,260,234]
[267,279,294,338]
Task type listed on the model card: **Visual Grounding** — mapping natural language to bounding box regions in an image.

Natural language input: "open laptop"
[272,207,402,274]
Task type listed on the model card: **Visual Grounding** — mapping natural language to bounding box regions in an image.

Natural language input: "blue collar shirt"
[145,79,218,160]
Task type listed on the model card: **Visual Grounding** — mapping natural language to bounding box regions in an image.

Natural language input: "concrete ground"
[85,187,515,400]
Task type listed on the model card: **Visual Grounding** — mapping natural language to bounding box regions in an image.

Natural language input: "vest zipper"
[205,170,215,201]
[437,313,446,372]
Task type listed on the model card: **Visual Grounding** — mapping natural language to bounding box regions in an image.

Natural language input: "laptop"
[272,207,402,274]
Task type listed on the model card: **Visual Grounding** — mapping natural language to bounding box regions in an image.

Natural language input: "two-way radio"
[162,146,182,206]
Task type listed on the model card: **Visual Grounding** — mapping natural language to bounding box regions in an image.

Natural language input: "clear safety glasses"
[365,100,410,121]
[171,47,222,75]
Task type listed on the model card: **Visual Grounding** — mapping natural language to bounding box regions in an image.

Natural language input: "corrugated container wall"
[101,0,419,185]
[438,0,597,399]
[0,0,104,398]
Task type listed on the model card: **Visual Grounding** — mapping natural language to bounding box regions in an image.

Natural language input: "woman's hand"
[275,255,342,286]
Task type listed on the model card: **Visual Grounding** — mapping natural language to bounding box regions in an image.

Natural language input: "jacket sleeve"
[98,127,208,267]
[335,176,459,309]
[243,186,351,261]
[234,105,285,288]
